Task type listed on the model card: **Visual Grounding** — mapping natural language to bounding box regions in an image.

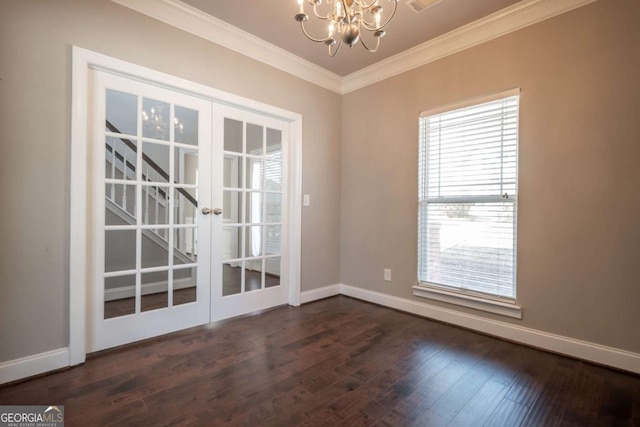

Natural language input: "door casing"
[70,47,302,365]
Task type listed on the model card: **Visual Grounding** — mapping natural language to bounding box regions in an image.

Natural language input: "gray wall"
[0,0,341,362]
[341,0,640,353]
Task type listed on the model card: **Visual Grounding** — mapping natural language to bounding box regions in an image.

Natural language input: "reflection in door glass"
[106,90,137,136]
[174,266,197,305]
[224,118,243,153]
[142,142,170,184]
[105,230,136,272]
[141,270,169,312]
[141,185,169,226]
[101,84,205,325]
[245,259,264,292]
[246,123,264,155]
[245,225,263,258]
[246,192,262,224]
[104,275,136,319]
[265,257,281,288]
[105,136,137,181]
[105,183,136,222]
[223,226,242,260]
[174,105,198,146]
[223,155,243,189]
[220,119,284,295]
[142,98,171,141]
[223,261,243,296]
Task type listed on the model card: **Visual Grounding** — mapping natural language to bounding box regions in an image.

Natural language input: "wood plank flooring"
[1,296,638,426]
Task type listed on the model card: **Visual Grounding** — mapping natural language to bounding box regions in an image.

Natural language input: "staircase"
[104,122,197,300]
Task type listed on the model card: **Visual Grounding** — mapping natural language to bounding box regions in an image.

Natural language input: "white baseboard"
[0,348,69,385]
[300,284,341,304]
[340,284,640,374]
[104,277,195,301]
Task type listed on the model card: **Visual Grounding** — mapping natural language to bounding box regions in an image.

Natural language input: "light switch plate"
[303,194,310,206]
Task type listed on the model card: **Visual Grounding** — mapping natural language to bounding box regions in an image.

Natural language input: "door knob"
[202,207,222,215]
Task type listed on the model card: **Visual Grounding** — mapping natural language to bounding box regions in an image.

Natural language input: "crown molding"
[111,0,343,94]
[342,0,598,93]
[112,0,598,95]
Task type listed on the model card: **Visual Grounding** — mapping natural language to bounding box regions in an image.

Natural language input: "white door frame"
[70,47,302,366]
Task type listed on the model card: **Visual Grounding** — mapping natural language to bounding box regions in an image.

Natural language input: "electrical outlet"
[384,269,391,282]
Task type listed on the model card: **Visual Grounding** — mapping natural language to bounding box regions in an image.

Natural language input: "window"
[417,90,519,301]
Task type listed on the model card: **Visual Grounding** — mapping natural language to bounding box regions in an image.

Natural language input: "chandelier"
[142,105,184,141]
[295,0,398,56]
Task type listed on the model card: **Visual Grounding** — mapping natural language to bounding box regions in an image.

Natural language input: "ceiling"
[181,0,523,76]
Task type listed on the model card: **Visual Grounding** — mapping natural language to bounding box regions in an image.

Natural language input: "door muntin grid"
[222,119,283,296]
[103,89,201,318]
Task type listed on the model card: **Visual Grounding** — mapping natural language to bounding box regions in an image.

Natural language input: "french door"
[88,70,290,352]
[211,106,289,321]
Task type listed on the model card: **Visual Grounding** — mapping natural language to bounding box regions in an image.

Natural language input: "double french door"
[89,71,290,352]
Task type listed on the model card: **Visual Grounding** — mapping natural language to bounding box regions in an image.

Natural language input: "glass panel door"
[211,106,289,321]
[90,71,212,352]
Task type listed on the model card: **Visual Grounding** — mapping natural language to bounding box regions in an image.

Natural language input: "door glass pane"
[174,227,197,263]
[224,155,243,188]
[174,105,198,146]
[175,190,198,226]
[141,185,169,226]
[104,275,136,319]
[246,158,263,190]
[105,230,136,272]
[265,159,282,191]
[224,191,242,224]
[224,118,243,153]
[246,123,264,156]
[142,98,171,141]
[142,142,170,184]
[265,257,281,288]
[105,183,136,222]
[265,192,281,224]
[175,149,198,185]
[266,128,282,157]
[223,261,242,296]
[106,136,137,181]
[174,266,197,305]
[223,226,242,260]
[141,270,168,312]
[245,259,264,292]
[245,225,262,258]
[265,225,281,256]
[141,233,169,269]
[246,192,263,224]
[106,90,137,136]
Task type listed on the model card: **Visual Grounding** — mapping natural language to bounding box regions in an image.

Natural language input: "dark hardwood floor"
[1,296,638,426]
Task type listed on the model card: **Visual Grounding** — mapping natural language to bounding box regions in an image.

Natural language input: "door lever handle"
[202,207,222,215]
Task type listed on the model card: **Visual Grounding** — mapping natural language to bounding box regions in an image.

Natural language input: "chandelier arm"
[299,21,332,43]
[359,33,381,53]
[362,0,397,31]
[328,37,343,57]
[356,0,380,11]
[311,2,332,20]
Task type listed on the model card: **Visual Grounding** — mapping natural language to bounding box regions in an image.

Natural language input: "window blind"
[418,92,519,300]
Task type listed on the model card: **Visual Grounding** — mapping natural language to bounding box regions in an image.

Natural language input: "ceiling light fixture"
[295,0,398,57]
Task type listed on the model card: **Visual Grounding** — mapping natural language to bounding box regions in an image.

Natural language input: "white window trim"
[416,88,521,315]
[412,285,522,319]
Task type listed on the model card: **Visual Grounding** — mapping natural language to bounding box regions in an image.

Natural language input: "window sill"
[412,285,522,319]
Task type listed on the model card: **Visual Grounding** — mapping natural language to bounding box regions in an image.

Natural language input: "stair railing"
[105,120,198,259]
